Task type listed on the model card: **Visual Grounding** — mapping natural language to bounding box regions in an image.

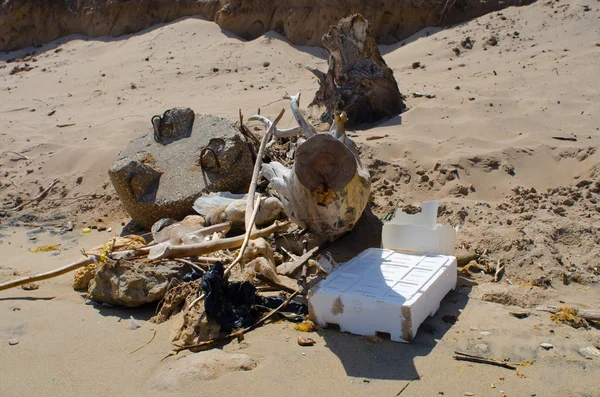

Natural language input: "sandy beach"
[1,0,600,396]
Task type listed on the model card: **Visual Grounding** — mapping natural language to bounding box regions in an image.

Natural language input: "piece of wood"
[5,150,29,160]
[1,178,59,212]
[453,351,516,370]
[0,257,96,291]
[238,109,261,147]
[247,114,302,139]
[365,135,389,141]
[228,196,262,274]
[552,136,577,142]
[245,108,285,229]
[494,260,504,282]
[174,290,301,352]
[141,220,289,260]
[306,14,404,127]
[283,93,316,138]
[172,258,206,273]
[195,222,232,237]
[277,246,319,276]
[255,274,299,294]
[536,306,600,322]
[262,94,371,242]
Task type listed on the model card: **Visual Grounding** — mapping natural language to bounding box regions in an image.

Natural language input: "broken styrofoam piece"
[316,252,338,274]
[308,248,457,342]
[382,200,457,255]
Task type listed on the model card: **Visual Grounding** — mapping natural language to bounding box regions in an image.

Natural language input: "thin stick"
[238,109,261,147]
[396,382,411,396]
[172,258,206,273]
[280,246,299,260]
[175,290,300,352]
[245,108,285,228]
[1,178,59,212]
[453,351,516,370]
[494,260,504,282]
[116,221,288,260]
[0,257,95,291]
[229,196,261,274]
[247,115,303,138]
[283,93,316,138]
[6,151,29,160]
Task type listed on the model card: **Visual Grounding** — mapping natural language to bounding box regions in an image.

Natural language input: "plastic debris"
[129,316,141,330]
[201,262,307,332]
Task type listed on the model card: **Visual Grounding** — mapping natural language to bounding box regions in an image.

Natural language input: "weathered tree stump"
[307,14,404,127]
[257,94,371,243]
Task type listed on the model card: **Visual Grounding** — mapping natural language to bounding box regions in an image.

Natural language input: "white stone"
[308,248,457,342]
[540,343,554,350]
[579,346,600,358]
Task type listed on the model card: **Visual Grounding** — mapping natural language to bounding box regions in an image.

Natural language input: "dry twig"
[0,257,96,291]
[494,260,505,282]
[5,150,29,160]
[453,351,516,370]
[1,178,59,212]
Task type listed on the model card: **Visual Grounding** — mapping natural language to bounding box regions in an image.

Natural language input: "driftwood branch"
[453,351,516,370]
[283,93,316,138]
[1,178,59,212]
[0,257,96,292]
[245,108,285,228]
[174,290,301,353]
[494,260,505,282]
[140,220,290,260]
[238,109,261,147]
[305,65,325,83]
[247,115,302,139]
[5,150,29,160]
[277,246,319,276]
[230,196,262,274]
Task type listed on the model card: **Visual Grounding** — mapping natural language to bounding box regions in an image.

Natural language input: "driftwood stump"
[307,14,404,127]
[257,94,371,243]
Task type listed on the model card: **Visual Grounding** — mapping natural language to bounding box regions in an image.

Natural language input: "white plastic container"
[308,248,457,342]
[381,200,457,255]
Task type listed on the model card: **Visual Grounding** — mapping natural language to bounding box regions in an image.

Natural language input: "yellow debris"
[294,320,316,332]
[550,305,588,329]
[29,244,61,253]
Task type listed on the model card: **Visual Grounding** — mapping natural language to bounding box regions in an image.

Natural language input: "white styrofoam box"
[308,248,457,342]
[382,200,457,255]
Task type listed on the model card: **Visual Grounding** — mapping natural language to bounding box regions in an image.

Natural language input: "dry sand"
[1,1,600,396]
